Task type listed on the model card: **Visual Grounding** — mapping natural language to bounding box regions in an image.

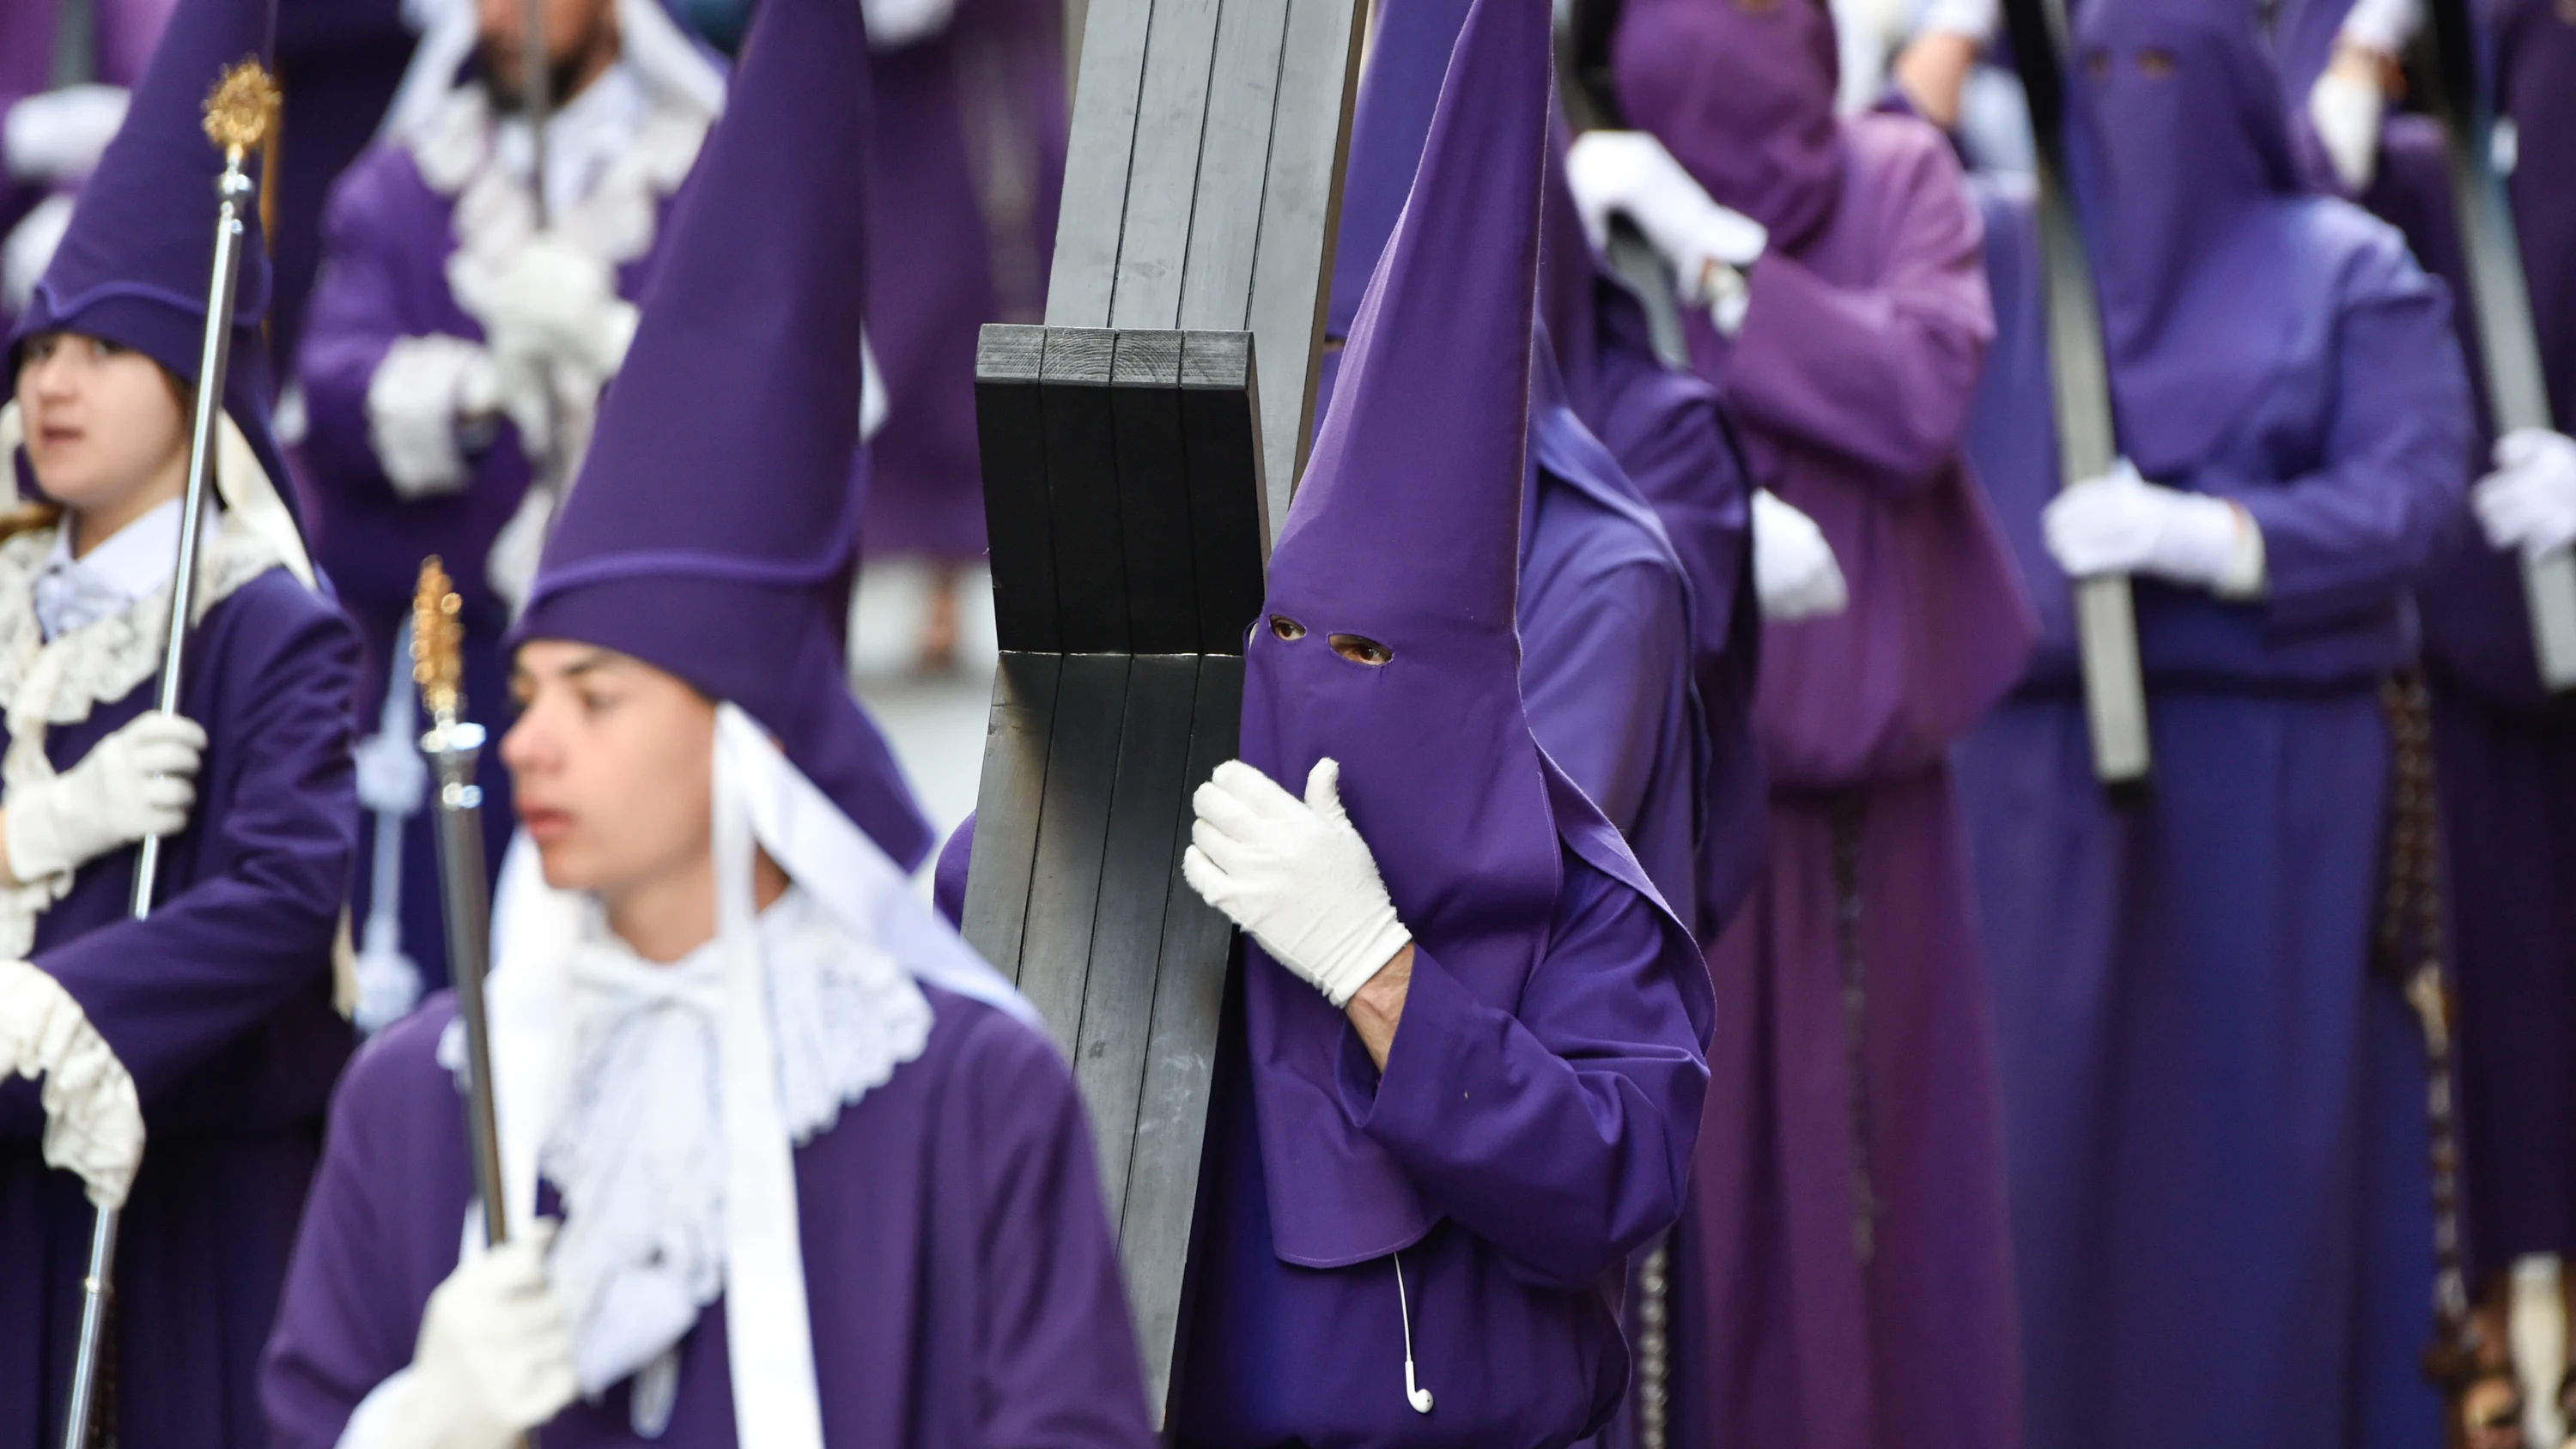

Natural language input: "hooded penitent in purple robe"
[1612,1,2032,1446]
[0,0,362,1443]
[293,0,723,1007]
[859,0,1064,564]
[262,0,1144,1438]
[1947,0,2472,1443]
[2274,0,2576,1294]
[1171,0,1711,1443]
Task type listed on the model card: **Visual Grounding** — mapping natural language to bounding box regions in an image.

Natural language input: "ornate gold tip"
[410,556,465,724]
[202,60,281,157]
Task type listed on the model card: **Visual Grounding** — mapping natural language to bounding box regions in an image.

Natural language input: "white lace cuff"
[368,336,496,500]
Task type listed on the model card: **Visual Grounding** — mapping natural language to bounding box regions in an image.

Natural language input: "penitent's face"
[501,640,717,901]
[13,332,188,515]
[475,0,617,100]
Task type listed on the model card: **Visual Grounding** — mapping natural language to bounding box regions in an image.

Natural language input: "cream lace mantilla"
[0,516,283,956]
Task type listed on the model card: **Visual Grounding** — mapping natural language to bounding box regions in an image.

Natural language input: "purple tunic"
[270,0,416,370]
[858,0,1066,563]
[0,567,361,1449]
[1616,23,2031,1437]
[260,987,1157,1447]
[1951,153,2469,1449]
[294,140,684,993]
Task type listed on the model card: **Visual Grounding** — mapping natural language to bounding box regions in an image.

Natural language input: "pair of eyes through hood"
[1268,615,1395,667]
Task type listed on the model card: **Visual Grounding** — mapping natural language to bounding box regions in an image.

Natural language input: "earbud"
[1393,1250,1433,1415]
[1405,1360,1434,1415]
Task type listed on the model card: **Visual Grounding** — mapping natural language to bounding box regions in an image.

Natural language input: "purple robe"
[260,987,1157,1447]
[270,0,416,370]
[2393,0,2576,1282]
[1173,842,1709,1449]
[294,136,685,993]
[858,0,1066,563]
[0,567,361,1449]
[1614,94,2031,1449]
[1950,157,2469,1449]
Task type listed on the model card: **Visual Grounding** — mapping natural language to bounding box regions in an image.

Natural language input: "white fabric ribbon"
[482,705,1034,1445]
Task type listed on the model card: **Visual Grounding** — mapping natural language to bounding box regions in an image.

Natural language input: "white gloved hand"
[6,711,206,886]
[1752,489,1848,621]
[451,237,641,387]
[2042,459,2263,596]
[0,960,144,1209]
[1564,130,1767,330]
[2474,427,2576,559]
[343,1222,580,1449]
[2307,66,2385,194]
[3,86,130,185]
[1183,759,1412,1009]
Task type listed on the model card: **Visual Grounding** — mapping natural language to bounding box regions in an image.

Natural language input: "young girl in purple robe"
[258,0,1153,1441]
[0,0,362,1445]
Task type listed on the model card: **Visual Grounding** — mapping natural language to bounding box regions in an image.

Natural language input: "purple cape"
[259,990,1155,1446]
[3,568,359,1449]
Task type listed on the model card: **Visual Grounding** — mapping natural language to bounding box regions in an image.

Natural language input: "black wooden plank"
[1121,652,1247,1421]
[1110,0,1223,328]
[1041,328,1132,653]
[960,651,1062,981]
[975,324,1057,654]
[1112,330,1202,653]
[1179,330,1270,654]
[1015,653,1132,1056]
[1072,654,1200,1230]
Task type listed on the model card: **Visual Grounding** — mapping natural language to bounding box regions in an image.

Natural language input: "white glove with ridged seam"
[339,1222,580,1449]
[1184,759,1412,1009]
[7,711,205,886]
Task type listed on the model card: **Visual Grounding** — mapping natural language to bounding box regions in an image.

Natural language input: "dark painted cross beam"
[960,0,1366,1422]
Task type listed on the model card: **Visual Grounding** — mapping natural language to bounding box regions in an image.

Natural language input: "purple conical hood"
[9,0,294,512]
[1325,0,1479,340]
[513,0,931,869]
[1239,0,1561,1267]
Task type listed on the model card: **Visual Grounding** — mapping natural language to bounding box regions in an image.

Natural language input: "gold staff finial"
[411,556,465,725]
[202,59,281,159]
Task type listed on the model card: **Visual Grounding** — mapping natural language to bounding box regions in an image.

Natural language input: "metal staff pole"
[522,0,552,228]
[1997,0,2153,793]
[57,61,278,1449]
[410,560,510,1257]
[2417,0,2576,693]
[410,559,528,1449]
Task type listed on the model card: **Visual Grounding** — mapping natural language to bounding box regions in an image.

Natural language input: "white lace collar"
[43,498,185,607]
[502,885,933,1401]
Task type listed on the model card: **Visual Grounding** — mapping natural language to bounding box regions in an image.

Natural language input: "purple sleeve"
[260,1009,462,1447]
[965,1013,1161,1447]
[37,601,360,1102]
[1524,558,1688,837]
[2224,239,2474,634]
[1722,131,1994,491]
[295,157,427,492]
[1350,858,1709,1290]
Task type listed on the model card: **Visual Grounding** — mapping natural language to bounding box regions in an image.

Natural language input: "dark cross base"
[963,323,1268,1422]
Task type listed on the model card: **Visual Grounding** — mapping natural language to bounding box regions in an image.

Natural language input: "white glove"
[3,86,129,185]
[2474,427,2576,559]
[2,192,74,318]
[2307,67,2385,194]
[864,0,958,46]
[6,711,206,886]
[450,237,641,388]
[1564,130,1767,332]
[0,960,144,1210]
[1183,759,1412,1009]
[1752,489,1848,621]
[2042,459,2264,596]
[342,1222,580,1449]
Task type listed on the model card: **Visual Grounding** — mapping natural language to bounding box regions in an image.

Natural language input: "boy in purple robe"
[1165,0,1712,1444]
[0,0,363,1441]
[296,0,723,1029]
[859,0,1066,671]
[1573,0,2033,1444]
[1947,0,2474,1444]
[259,0,1150,1440]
